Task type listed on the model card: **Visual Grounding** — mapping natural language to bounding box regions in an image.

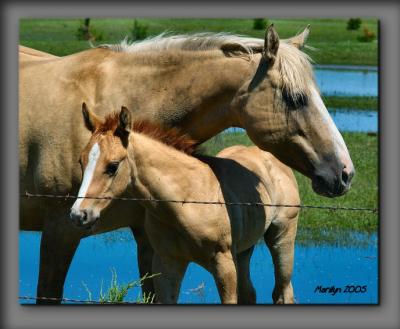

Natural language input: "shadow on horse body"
[71,105,300,303]
[19,25,354,303]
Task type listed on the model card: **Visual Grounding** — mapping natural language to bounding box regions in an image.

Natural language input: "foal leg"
[37,217,82,304]
[264,214,298,304]
[209,251,238,304]
[237,246,256,304]
[130,225,155,296]
[152,253,188,304]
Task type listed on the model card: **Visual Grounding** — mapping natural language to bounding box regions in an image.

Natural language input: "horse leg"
[130,225,155,297]
[208,251,238,304]
[36,217,82,304]
[236,246,256,304]
[264,214,298,304]
[152,253,188,304]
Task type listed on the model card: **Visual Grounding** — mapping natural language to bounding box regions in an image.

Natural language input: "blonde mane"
[276,42,316,103]
[98,32,265,56]
[99,32,316,106]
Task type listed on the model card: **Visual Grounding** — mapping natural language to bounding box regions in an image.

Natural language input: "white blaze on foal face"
[72,143,100,210]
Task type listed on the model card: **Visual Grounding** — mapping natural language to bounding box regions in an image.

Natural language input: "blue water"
[315,67,377,96]
[329,109,377,132]
[226,109,377,134]
[19,230,378,304]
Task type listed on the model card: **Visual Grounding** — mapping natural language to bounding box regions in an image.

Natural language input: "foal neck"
[127,132,210,209]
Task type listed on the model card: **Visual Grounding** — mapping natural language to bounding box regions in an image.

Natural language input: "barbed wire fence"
[19,191,378,304]
[21,192,378,213]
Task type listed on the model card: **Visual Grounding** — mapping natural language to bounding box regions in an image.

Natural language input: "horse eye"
[294,93,308,108]
[282,89,308,109]
[105,161,119,176]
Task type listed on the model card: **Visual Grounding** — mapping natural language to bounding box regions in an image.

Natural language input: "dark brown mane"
[95,112,200,156]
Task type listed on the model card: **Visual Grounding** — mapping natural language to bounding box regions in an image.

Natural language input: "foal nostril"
[81,210,88,222]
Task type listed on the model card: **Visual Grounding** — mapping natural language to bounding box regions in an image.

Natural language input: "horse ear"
[285,24,310,49]
[82,102,100,132]
[263,24,279,65]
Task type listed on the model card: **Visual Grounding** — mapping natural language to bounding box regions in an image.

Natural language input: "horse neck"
[111,51,260,142]
[173,53,261,141]
[127,132,209,210]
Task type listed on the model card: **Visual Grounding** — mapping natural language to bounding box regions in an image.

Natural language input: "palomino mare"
[19,25,354,303]
[71,105,300,304]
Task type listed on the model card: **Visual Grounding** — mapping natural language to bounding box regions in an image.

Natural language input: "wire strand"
[21,192,378,213]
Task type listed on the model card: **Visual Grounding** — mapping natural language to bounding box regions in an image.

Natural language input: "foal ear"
[263,24,280,65]
[119,106,132,134]
[82,102,100,133]
[285,24,310,49]
[117,106,132,147]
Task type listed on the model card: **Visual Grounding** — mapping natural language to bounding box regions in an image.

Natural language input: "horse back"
[19,45,59,62]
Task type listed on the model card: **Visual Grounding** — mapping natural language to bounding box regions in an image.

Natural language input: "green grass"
[19,18,378,65]
[323,96,378,111]
[203,132,378,246]
[82,268,159,304]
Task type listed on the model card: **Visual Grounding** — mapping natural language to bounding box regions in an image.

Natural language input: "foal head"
[70,103,132,228]
[70,103,199,228]
[238,24,355,197]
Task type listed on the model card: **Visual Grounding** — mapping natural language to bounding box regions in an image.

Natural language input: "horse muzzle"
[70,207,100,229]
[312,162,355,198]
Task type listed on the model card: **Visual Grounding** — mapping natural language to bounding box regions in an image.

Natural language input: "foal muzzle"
[70,208,99,229]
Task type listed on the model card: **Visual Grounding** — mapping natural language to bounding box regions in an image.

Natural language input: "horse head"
[235,24,354,197]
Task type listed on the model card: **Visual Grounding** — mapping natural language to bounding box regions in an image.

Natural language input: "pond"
[329,109,377,132]
[19,230,378,304]
[226,109,377,134]
[315,65,377,97]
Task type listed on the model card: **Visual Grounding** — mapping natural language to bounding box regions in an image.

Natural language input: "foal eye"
[105,162,120,176]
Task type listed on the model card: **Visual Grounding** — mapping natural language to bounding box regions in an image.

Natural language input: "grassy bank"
[203,132,378,246]
[20,18,378,65]
[323,96,378,111]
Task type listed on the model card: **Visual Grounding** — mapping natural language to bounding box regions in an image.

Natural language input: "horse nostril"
[342,170,349,185]
[81,210,88,222]
[341,165,354,187]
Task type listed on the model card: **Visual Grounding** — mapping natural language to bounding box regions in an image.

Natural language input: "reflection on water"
[19,230,378,304]
[315,67,377,97]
